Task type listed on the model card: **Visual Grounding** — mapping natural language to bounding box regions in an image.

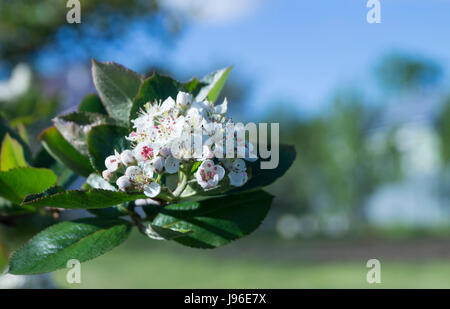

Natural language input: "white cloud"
[160,0,263,25]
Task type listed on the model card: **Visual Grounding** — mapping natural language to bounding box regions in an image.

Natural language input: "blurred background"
[1,0,450,288]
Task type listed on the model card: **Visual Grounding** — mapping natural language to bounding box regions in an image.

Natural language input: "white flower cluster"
[102,91,257,198]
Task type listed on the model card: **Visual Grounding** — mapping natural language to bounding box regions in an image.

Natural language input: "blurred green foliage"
[53,231,450,288]
[0,0,162,64]
[0,81,60,151]
[437,97,450,165]
[265,52,448,235]
[375,53,442,92]
[268,94,402,226]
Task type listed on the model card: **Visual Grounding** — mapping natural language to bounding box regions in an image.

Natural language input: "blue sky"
[33,0,450,118]
[161,0,450,117]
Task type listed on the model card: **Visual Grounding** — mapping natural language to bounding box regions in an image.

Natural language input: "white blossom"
[116,175,132,191]
[105,150,121,172]
[228,170,248,187]
[176,91,193,107]
[223,158,249,187]
[125,166,142,178]
[142,162,154,179]
[150,156,165,173]
[164,155,181,174]
[102,170,116,182]
[144,182,161,198]
[120,149,136,166]
[134,142,159,162]
[195,160,225,189]
[103,90,258,195]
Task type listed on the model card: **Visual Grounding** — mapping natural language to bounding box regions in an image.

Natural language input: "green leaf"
[85,174,128,218]
[22,186,65,202]
[190,161,202,174]
[0,240,8,272]
[39,126,94,177]
[22,188,146,209]
[231,144,296,193]
[129,73,182,122]
[0,133,28,171]
[196,67,232,103]
[0,167,57,204]
[78,93,107,115]
[153,190,273,248]
[8,218,132,275]
[0,116,32,163]
[88,206,128,219]
[87,124,130,172]
[182,77,207,97]
[146,224,192,240]
[92,59,142,124]
[53,111,116,156]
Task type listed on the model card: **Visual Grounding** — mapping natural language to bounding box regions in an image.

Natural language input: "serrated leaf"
[78,93,107,115]
[8,218,132,275]
[153,190,273,248]
[92,59,142,124]
[85,174,128,218]
[129,73,182,122]
[196,67,232,103]
[0,133,28,171]
[22,188,146,209]
[39,126,93,177]
[87,124,130,172]
[22,186,65,203]
[53,111,116,156]
[0,167,57,204]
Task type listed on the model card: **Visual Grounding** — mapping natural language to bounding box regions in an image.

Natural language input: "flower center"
[141,146,154,161]
[200,166,218,182]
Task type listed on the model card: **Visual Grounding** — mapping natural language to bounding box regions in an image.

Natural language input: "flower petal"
[164,155,181,174]
[214,165,225,180]
[228,171,248,187]
[144,182,161,198]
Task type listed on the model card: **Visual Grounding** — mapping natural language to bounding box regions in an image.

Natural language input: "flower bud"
[142,162,154,179]
[125,166,141,178]
[102,170,116,182]
[231,158,246,172]
[164,155,181,174]
[105,154,121,172]
[228,171,248,187]
[120,150,136,166]
[151,156,165,174]
[159,146,171,158]
[116,175,132,191]
[176,91,193,107]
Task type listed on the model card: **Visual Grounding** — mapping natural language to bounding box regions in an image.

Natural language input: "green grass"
[53,232,450,289]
